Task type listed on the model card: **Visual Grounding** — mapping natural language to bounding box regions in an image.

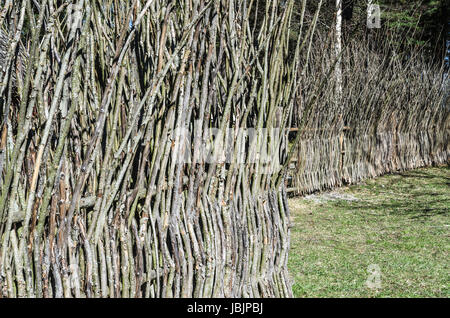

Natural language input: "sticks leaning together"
[0,0,317,297]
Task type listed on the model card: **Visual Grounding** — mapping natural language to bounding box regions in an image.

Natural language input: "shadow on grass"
[288,166,450,297]
[332,195,449,219]
[397,166,450,181]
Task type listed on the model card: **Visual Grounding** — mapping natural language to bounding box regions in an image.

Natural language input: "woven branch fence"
[287,32,449,195]
[0,0,320,298]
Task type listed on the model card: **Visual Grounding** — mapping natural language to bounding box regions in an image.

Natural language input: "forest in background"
[290,0,449,61]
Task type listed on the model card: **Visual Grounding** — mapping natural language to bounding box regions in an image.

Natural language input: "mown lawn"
[288,166,450,297]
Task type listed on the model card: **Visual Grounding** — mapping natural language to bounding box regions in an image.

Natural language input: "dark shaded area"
[290,0,449,63]
[334,166,450,219]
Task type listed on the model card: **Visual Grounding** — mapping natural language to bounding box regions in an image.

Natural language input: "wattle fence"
[287,128,448,194]
[286,35,449,195]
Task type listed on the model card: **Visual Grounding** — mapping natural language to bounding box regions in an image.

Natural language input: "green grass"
[288,166,450,297]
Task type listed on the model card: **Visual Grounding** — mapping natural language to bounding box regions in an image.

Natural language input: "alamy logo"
[170,125,283,174]
[366,264,382,290]
[367,1,381,29]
